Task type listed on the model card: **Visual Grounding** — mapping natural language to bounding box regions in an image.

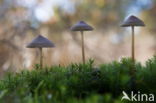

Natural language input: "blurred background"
[0,0,156,73]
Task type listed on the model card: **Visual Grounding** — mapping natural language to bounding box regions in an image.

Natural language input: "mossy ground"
[0,57,156,103]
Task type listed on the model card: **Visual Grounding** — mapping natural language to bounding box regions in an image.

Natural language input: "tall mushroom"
[26,35,55,69]
[121,15,145,73]
[71,21,93,64]
[121,15,145,90]
[121,15,145,76]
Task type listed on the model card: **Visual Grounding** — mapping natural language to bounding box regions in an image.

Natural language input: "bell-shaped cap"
[71,21,93,31]
[121,15,145,27]
[26,35,55,48]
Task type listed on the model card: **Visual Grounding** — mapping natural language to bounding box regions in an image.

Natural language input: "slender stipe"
[81,31,85,64]
[132,26,135,62]
[39,48,43,69]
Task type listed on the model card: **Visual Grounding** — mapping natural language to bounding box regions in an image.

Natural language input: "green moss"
[0,57,155,103]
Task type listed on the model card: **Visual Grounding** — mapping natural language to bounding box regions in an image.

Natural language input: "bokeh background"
[0,0,155,73]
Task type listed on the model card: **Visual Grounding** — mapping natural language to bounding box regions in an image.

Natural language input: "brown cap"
[121,15,145,27]
[26,35,55,48]
[71,21,93,31]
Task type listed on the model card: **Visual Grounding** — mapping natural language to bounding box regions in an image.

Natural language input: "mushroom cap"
[121,15,145,27]
[26,35,55,48]
[71,21,93,31]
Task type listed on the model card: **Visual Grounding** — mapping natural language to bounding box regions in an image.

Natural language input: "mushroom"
[71,21,93,64]
[26,35,55,68]
[121,15,145,62]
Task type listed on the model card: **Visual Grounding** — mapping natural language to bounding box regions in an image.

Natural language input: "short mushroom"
[121,15,145,63]
[26,35,55,68]
[71,21,93,64]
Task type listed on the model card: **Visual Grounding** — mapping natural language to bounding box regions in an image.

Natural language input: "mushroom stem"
[131,26,136,91]
[131,26,135,63]
[39,47,43,69]
[81,31,85,64]
[131,26,135,75]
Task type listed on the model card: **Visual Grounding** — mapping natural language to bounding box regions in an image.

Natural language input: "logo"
[121,91,155,102]
[122,91,130,101]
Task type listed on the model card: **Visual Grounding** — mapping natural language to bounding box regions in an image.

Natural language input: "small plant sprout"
[121,15,145,71]
[71,21,93,64]
[26,35,55,69]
